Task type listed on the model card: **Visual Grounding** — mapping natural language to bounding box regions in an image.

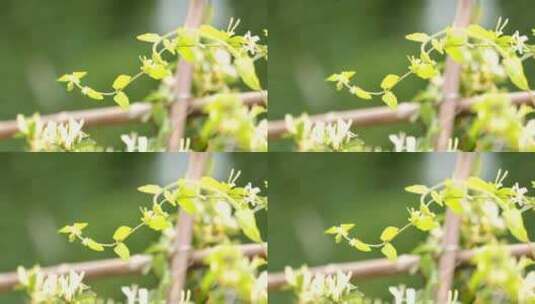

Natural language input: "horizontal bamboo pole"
[268,91,534,139]
[0,91,266,140]
[0,243,266,293]
[268,242,534,290]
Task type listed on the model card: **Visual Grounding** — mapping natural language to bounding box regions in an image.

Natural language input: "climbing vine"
[282,18,535,151]
[17,170,268,303]
[323,170,535,303]
[16,18,267,152]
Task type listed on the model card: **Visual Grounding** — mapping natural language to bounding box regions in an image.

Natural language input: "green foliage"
[325,169,535,303]
[53,169,267,303]
[51,18,268,152]
[317,18,535,151]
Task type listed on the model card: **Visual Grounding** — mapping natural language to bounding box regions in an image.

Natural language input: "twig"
[436,152,476,303]
[0,91,265,140]
[0,243,266,293]
[167,0,207,151]
[268,242,533,290]
[167,152,209,303]
[267,91,534,139]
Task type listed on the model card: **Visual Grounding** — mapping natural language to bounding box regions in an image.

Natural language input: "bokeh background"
[0,153,267,303]
[0,0,267,151]
[269,153,535,302]
[269,0,535,150]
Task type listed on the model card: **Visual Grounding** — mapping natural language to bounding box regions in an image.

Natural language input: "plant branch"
[267,242,533,290]
[0,91,265,141]
[167,0,207,151]
[167,152,209,303]
[267,91,534,139]
[0,243,266,294]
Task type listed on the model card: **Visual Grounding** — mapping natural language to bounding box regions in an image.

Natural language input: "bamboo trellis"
[268,1,534,303]
[0,0,266,150]
[0,1,267,303]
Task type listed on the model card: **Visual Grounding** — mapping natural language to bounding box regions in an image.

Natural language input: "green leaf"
[380,74,400,90]
[236,209,262,243]
[504,56,530,90]
[350,239,372,252]
[112,75,132,91]
[235,56,261,90]
[146,215,171,231]
[176,28,197,62]
[84,238,104,252]
[382,91,398,109]
[82,87,104,101]
[380,226,399,242]
[176,182,198,214]
[352,87,372,100]
[381,243,397,261]
[137,184,162,194]
[114,243,130,260]
[199,25,231,42]
[405,32,430,43]
[114,92,130,109]
[405,185,429,194]
[504,209,529,242]
[466,177,496,193]
[137,33,161,43]
[113,226,132,242]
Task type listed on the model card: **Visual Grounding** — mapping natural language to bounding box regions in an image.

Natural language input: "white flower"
[251,271,267,303]
[121,133,149,152]
[122,285,149,304]
[251,119,267,151]
[243,31,260,55]
[244,183,261,206]
[389,133,417,152]
[512,30,528,54]
[512,183,528,206]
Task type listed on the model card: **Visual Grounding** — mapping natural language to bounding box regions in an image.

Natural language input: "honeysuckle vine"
[324,170,535,303]
[22,169,268,303]
[278,18,535,151]
[14,18,268,152]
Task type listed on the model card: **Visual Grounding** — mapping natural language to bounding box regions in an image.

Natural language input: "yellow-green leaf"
[381,243,397,261]
[146,215,170,231]
[382,91,398,109]
[113,226,132,242]
[82,87,104,101]
[504,56,530,90]
[137,33,161,43]
[380,226,400,242]
[504,209,529,242]
[137,184,162,194]
[235,56,261,90]
[350,239,372,252]
[405,185,429,194]
[112,75,132,91]
[114,243,130,260]
[236,209,262,243]
[381,74,401,90]
[84,239,104,252]
[114,92,130,109]
[405,32,430,43]
[353,87,372,100]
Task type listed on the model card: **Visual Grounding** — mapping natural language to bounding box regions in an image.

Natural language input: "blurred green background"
[0,0,266,151]
[0,153,267,303]
[268,153,535,302]
[269,0,535,150]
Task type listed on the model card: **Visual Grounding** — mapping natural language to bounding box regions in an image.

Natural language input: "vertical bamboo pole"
[167,152,210,303]
[167,0,207,151]
[435,152,476,303]
[434,1,476,302]
[435,0,475,151]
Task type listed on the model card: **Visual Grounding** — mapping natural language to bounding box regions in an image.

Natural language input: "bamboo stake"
[167,0,207,151]
[167,152,209,303]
